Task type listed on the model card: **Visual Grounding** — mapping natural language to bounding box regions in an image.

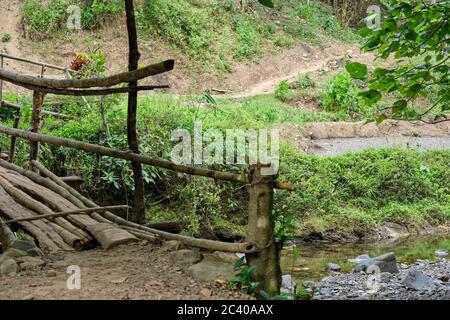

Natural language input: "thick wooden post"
[245,164,281,296]
[29,91,45,164]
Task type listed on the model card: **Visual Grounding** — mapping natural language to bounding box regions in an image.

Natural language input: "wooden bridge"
[0,0,292,295]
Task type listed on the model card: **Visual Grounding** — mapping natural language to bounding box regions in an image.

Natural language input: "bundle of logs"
[0,159,255,254]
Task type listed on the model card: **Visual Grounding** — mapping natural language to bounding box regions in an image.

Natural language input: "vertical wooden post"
[245,164,281,296]
[29,91,45,165]
[125,0,146,224]
[8,117,20,163]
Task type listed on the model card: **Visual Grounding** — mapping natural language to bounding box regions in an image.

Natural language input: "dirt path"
[0,242,247,300]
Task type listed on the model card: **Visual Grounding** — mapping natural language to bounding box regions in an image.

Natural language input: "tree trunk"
[245,165,281,296]
[124,0,145,224]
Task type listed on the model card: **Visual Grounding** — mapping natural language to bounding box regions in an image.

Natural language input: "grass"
[1,33,11,43]
[1,93,448,239]
[19,0,359,75]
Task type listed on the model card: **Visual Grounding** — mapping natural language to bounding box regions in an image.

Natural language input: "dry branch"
[3,205,130,224]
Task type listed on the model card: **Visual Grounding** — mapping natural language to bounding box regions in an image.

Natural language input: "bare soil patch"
[0,242,247,300]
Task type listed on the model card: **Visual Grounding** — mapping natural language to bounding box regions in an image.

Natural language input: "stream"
[281,235,450,285]
[310,136,450,156]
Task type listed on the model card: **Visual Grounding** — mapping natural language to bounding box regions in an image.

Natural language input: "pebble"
[314,258,450,300]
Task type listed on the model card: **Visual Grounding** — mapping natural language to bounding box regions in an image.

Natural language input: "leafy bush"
[21,0,67,39]
[275,80,294,102]
[1,33,11,43]
[295,73,315,90]
[21,0,122,39]
[320,73,363,115]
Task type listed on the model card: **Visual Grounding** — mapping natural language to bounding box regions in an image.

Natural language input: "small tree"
[346,0,449,124]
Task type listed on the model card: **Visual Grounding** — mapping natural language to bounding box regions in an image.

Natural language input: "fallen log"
[60,176,83,188]
[145,221,182,234]
[0,217,16,251]
[0,185,71,252]
[120,225,161,244]
[0,174,93,246]
[3,205,130,224]
[0,161,136,250]
[33,161,257,253]
[48,222,83,251]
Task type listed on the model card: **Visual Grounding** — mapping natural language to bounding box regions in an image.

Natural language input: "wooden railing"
[0,0,289,295]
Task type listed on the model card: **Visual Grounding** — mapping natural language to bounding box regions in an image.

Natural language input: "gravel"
[313,258,450,300]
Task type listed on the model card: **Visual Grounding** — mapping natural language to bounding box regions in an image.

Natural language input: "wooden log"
[19,85,170,96]
[8,117,20,163]
[120,226,161,244]
[60,176,83,187]
[33,161,258,253]
[245,165,281,296]
[145,221,182,234]
[0,60,174,89]
[3,205,130,224]
[0,167,136,250]
[47,222,83,251]
[0,173,93,246]
[0,185,70,252]
[125,0,145,224]
[85,223,138,250]
[29,91,45,164]
[0,217,16,251]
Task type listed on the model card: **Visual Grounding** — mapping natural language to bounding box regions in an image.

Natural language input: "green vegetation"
[1,93,448,239]
[1,33,11,43]
[20,0,358,74]
[21,0,122,39]
[347,0,449,124]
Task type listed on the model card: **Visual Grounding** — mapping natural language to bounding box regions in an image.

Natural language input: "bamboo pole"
[0,126,292,189]
[245,165,281,296]
[33,160,257,253]
[3,205,130,224]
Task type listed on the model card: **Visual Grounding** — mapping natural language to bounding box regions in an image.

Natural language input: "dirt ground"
[0,242,248,300]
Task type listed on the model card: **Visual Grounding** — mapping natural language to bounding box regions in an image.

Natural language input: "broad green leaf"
[392,100,408,113]
[376,114,388,124]
[258,0,274,8]
[346,62,368,80]
[359,90,382,105]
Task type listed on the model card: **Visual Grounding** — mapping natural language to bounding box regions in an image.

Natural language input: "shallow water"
[310,136,450,156]
[281,235,450,284]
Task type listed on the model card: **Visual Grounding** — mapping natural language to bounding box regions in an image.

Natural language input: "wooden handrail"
[0,125,293,190]
[0,60,174,89]
[0,53,74,73]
